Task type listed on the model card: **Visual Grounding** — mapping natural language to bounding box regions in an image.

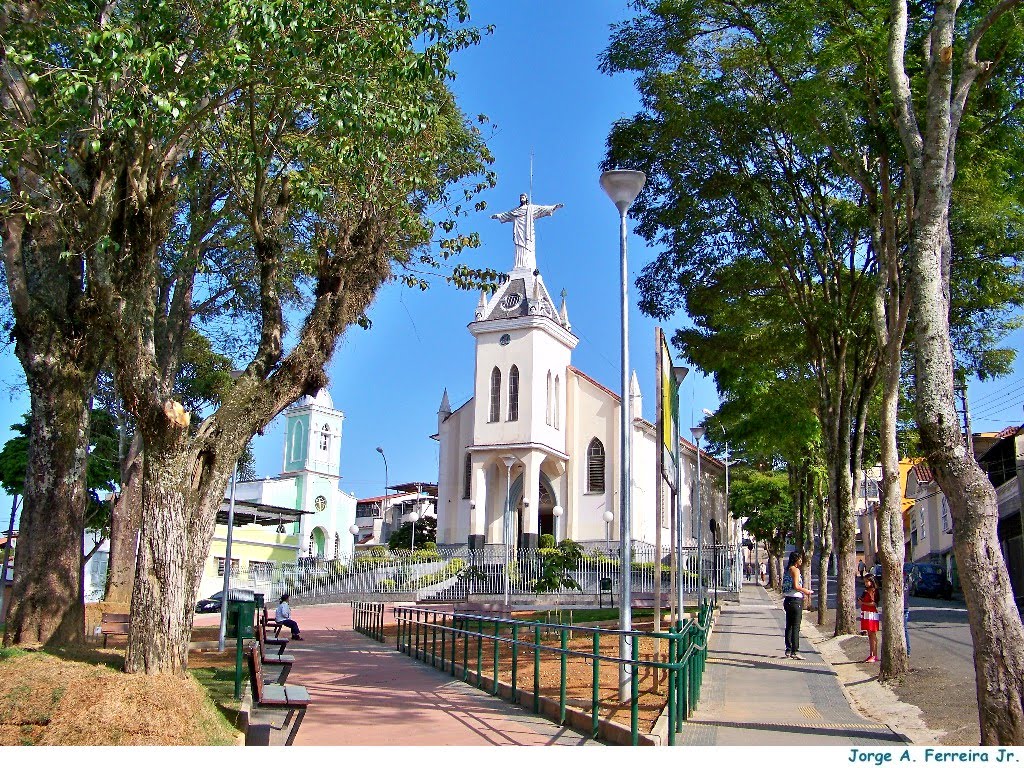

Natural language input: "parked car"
[195,591,223,613]
[871,562,953,599]
[909,562,954,600]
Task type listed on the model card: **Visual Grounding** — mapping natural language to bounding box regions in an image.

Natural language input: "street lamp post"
[348,523,360,557]
[603,509,614,549]
[217,463,239,652]
[600,167,646,702]
[552,505,564,543]
[375,446,388,539]
[408,510,420,553]
[691,426,706,608]
[500,456,517,610]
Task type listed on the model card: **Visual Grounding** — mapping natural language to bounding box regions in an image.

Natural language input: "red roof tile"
[912,463,934,484]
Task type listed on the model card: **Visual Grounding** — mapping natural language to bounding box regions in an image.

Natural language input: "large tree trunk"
[4,373,92,646]
[910,220,1024,741]
[876,343,909,680]
[825,411,858,636]
[104,440,143,605]
[124,442,230,674]
[817,499,832,626]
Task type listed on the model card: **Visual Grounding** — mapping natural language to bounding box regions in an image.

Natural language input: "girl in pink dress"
[860,577,881,662]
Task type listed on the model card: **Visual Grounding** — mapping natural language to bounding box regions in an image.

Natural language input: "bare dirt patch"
[382,616,691,735]
[0,646,239,746]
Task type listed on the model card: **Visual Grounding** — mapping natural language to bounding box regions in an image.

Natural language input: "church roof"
[475,272,568,330]
[291,388,334,410]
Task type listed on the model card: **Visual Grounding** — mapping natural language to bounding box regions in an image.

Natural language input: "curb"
[784,594,942,745]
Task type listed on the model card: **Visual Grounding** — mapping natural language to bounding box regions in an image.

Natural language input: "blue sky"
[1,0,1023,518]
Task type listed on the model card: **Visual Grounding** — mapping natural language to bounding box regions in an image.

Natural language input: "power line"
[971,376,1024,407]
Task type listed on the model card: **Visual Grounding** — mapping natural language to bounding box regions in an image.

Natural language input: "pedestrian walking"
[782,551,813,659]
[275,593,304,640]
[860,577,880,662]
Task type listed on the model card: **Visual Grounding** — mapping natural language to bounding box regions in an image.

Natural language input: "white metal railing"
[217,542,743,604]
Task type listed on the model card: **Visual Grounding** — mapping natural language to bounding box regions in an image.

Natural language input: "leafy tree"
[0,417,28,498]
[2,1,494,669]
[387,515,438,551]
[534,539,583,593]
[887,0,1024,743]
[729,471,796,591]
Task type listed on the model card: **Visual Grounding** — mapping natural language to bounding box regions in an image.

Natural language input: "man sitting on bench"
[275,593,303,640]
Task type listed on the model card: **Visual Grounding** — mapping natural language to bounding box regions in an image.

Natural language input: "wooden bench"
[258,620,288,656]
[256,630,295,684]
[262,606,281,637]
[100,612,130,647]
[245,646,310,746]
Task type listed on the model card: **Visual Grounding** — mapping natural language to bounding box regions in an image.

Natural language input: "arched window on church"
[320,423,331,451]
[545,370,552,425]
[291,420,304,461]
[508,365,519,421]
[553,375,560,429]
[489,367,501,422]
[587,438,605,493]
[463,452,472,499]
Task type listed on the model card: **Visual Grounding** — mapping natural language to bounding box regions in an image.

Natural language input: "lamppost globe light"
[348,524,359,536]
[408,512,420,523]
[552,505,563,518]
[602,510,614,523]
[600,169,647,213]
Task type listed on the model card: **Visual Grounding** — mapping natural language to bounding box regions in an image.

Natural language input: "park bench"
[258,620,289,656]
[245,646,310,746]
[256,630,295,684]
[261,606,281,637]
[100,612,130,648]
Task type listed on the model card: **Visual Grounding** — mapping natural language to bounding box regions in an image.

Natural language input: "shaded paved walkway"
[677,586,905,745]
[267,604,597,746]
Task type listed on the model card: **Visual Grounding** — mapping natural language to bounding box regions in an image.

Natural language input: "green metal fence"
[352,601,385,642]
[385,603,713,746]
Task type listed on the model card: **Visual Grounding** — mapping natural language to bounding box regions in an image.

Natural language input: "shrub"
[538,533,556,549]
[377,578,398,592]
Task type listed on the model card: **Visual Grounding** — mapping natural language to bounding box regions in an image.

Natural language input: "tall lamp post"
[691,426,706,608]
[217,463,239,652]
[552,505,564,543]
[603,510,614,549]
[500,455,517,610]
[348,523,360,557]
[408,510,420,553]
[600,167,646,702]
[375,446,388,537]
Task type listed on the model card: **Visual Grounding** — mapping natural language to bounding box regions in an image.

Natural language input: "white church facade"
[434,197,726,552]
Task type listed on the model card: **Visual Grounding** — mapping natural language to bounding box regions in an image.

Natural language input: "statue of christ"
[491,193,564,271]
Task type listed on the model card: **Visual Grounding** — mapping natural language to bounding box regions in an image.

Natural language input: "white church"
[433,196,726,551]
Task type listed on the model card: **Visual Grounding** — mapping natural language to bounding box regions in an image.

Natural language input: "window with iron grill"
[463,452,472,499]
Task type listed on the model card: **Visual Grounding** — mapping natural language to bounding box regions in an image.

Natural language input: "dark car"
[908,563,954,600]
[195,591,223,613]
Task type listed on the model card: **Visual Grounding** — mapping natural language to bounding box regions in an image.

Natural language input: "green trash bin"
[226,588,256,640]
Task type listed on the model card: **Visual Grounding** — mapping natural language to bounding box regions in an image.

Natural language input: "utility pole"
[957,383,975,457]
